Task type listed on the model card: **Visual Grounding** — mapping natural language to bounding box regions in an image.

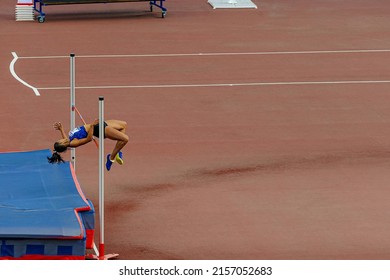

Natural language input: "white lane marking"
[10,52,41,96]
[36,79,390,91]
[16,49,390,59]
[13,49,390,94]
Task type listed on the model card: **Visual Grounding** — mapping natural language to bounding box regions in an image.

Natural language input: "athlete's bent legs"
[104,121,129,161]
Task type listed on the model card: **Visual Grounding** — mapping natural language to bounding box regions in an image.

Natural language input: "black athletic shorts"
[93,122,107,138]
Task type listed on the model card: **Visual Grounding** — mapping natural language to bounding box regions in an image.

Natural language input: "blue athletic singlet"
[69,126,88,142]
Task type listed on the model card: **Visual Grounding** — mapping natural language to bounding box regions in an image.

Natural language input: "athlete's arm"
[53,122,67,139]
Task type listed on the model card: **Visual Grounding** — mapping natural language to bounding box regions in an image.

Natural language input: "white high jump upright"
[98,96,119,260]
[69,55,118,259]
[70,53,76,170]
[98,96,105,259]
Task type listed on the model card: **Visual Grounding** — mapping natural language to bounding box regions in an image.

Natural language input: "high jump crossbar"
[74,106,99,148]
[70,54,118,260]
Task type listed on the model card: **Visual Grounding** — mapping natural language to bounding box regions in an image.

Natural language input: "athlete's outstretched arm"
[53,122,67,139]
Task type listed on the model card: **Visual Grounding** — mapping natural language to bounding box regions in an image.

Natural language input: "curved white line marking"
[10,52,40,96]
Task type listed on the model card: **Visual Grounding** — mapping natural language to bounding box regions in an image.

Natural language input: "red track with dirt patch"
[1,0,390,259]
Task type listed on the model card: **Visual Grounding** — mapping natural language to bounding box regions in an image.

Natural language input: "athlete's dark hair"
[47,142,67,164]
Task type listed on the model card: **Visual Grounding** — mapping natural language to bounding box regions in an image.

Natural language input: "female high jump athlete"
[47,119,129,171]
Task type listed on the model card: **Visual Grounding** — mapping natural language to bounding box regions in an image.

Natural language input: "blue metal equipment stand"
[33,0,167,22]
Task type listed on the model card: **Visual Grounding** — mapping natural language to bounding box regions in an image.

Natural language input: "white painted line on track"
[13,49,390,95]
[36,79,390,91]
[10,52,41,96]
[16,49,390,59]
[17,55,69,59]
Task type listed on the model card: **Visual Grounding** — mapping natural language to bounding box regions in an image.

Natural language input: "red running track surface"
[1,0,390,259]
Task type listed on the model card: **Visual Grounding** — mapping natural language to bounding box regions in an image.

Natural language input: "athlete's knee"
[122,121,127,130]
[123,134,129,143]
